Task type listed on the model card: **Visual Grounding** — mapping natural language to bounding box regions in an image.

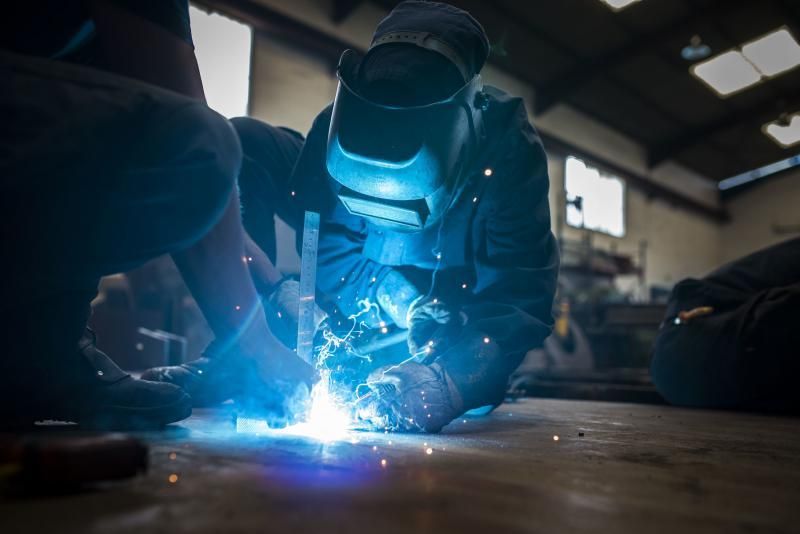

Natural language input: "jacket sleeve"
[461,122,559,369]
[290,108,396,321]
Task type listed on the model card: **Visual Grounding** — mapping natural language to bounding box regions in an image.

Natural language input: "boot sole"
[0,392,193,431]
[77,392,193,431]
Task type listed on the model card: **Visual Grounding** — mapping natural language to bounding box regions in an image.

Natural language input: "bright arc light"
[598,0,641,11]
[236,376,352,442]
[278,372,352,442]
[741,28,800,78]
[763,114,800,148]
[691,50,761,96]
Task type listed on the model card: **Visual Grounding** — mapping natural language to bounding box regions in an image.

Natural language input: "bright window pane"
[741,28,800,78]
[763,113,800,148]
[565,156,625,238]
[189,5,252,118]
[598,0,641,11]
[690,50,761,97]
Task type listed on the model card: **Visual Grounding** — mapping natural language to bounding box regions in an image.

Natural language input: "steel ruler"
[296,211,320,364]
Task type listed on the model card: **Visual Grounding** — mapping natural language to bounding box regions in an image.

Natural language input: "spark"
[483,337,491,344]
[168,474,179,483]
[238,300,380,441]
[425,447,433,455]
[553,435,560,441]
[484,168,493,177]
[381,459,387,467]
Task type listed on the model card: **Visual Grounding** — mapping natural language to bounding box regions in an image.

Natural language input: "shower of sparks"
[237,299,383,441]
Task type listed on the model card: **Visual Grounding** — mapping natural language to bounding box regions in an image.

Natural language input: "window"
[690,27,800,97]
[565,156,625,238]
[597,0,642,11]
[189,6,253,118]
[763,112,800,148]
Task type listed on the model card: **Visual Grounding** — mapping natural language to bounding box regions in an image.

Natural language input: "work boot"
[1,329,192,430]
[141,353,244,408]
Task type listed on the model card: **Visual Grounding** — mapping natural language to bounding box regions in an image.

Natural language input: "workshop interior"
[2,0,800,532]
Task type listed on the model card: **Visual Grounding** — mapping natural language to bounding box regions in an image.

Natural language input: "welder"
[219,0,558,432]
[651,237,800,413]
[1,1,314,429]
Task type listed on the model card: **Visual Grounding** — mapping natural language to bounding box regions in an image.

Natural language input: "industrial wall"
[245,0,786,294]
[719,168,800,264]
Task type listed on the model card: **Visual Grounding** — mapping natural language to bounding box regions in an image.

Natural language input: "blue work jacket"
[289,86,559,364]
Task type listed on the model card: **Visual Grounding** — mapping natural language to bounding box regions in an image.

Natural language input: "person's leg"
[1,50,239,427]
[139,117,314,410]
[651,281,800,413]
[704,237,800,295]
[231,116,305,263]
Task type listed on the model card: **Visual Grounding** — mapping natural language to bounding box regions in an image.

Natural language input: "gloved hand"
[264,278,329,350]
[141,313,318,424]
[356,362,463,433]
[406,296,464,358]
[357,330,512,432]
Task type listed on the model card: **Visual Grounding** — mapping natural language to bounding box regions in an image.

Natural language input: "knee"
[229,116,302,213]
[230,116,303,168]
[169,104,243,235]
[230,116,264,151]
[186,104,241,200]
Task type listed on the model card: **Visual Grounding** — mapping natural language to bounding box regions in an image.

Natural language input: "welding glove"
[141,332,315,423]
[141,295,317,417]
[357,362,463,433]
[359,331,509,433]
[375,270,422,328]
[264,278,329,350]
[406,296,465,358]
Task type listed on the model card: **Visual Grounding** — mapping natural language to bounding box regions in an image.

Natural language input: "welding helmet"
[326,32,488,231]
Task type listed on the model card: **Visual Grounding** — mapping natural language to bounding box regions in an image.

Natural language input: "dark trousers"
[1,50,240,394]
[651,238,800,413]
[230,117,304,263]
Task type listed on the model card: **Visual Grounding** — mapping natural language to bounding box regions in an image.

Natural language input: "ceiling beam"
[533,0,744,116]
[332,0,363,24]
[197,0,728,220]
[647,91,800,167]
